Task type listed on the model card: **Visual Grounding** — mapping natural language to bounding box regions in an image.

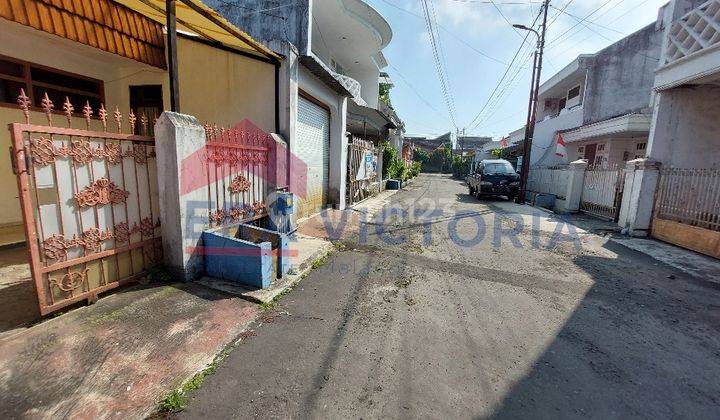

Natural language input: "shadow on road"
[487,240,720,418]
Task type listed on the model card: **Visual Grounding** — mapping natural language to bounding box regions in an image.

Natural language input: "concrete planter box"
[386,179,403,190]
[202,222,291,289]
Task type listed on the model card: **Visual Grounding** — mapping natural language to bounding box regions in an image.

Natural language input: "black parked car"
[466,159,520,201]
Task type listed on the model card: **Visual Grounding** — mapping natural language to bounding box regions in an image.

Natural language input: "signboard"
[355,150,377,180]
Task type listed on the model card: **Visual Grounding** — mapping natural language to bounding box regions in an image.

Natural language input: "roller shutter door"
[296,95,330,218]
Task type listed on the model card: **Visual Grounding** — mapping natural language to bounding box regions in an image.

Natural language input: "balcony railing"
[664,0,720,65]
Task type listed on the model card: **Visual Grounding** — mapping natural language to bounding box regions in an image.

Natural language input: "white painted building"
[525,22,662,169]
[208,0,402,217]
[619,0,720,259]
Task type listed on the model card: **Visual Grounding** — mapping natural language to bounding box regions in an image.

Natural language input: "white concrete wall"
[531,105,584,167]
[347,67,380,109]
[646,85,720,168]
[298,67,348,209]
[311,35,380,109]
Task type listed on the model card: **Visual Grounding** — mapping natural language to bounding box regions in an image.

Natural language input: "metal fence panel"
[203,123,270,227]
[654,168,720,232]
[347,137,379,205]
[580,165,624,220]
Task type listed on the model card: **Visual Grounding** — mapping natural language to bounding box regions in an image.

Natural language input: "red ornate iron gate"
[203,122,269,227]
[10,90,161,315]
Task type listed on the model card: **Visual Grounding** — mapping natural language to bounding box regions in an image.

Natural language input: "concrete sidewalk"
[0,224,339,419]
[0,282,260,419]
[490,200,720,284]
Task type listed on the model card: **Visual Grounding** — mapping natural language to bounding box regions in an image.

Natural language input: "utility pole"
[516,0,549,204]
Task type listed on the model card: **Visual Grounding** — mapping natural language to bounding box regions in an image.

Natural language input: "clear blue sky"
[368,0,668,139]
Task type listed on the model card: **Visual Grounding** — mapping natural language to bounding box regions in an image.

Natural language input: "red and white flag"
[499,136,509,148]
[555,133,567,158]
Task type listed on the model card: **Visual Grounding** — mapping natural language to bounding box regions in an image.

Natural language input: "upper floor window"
[0,55,104,114]
[567,85,581,100]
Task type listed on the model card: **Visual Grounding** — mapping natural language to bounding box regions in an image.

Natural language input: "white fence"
[580,166,624,220]
[527,166,569,199]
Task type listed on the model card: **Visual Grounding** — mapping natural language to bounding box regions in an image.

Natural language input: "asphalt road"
[179,173,720,419]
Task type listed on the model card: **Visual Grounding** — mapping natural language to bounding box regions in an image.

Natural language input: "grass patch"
[156,345,228,413]
[332,241,348,251]
[311,251,332,269]
[259,301,276,311]
[157,389,186,413]
[260,285,293,311]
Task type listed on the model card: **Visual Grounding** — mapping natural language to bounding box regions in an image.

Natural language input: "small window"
[0,55,104,113]
[597,143,605,151]
[636,142,647,151]
[577,146,584,153]
[558,97,567,110]
[567,85,581,100]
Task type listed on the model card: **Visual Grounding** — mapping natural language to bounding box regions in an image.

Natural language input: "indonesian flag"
[555,133,567,158]
[499,137,509,148]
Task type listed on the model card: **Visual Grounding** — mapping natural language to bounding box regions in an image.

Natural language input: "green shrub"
[413,148,430,164]
[409,161,421,177]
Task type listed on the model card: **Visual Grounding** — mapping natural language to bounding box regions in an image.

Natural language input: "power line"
[546,0,617,45]
[469,47,536,131]
[547,0,658,61]
[376,0,516,66]
[420,0,459,128]
[549,4,626,35]
[388,63,451,122]
[465,5,543,129]
[546,0,576,28]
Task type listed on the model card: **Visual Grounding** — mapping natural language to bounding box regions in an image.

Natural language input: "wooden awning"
[0,0,281,69]
[0,0,167,68]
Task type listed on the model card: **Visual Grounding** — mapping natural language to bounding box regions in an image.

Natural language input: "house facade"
[206,0,401,217]
[0,0,280,244]
[619,0,720,258]
[528,22,662,169]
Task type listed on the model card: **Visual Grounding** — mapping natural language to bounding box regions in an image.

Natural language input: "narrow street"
[179,174,720,419]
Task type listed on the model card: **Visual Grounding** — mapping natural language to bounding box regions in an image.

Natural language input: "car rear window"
[484,163,515,174]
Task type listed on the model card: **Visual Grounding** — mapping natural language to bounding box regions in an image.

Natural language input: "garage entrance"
[296,93,330,218]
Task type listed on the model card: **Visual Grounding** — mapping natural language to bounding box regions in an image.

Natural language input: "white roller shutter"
[296,95,330,218]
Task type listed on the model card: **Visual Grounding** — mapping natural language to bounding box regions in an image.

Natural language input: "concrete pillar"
[618,158,661,236]
[155,112,207,281]
[376,150,384,191]
[328,97,348,209]
[556,159,587,213]
[268,133,289,190]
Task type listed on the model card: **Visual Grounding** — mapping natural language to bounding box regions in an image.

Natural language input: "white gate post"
[556,159,587,213]
[618,158,661,236]
[155,112,208,281]
[377,149,384,191]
